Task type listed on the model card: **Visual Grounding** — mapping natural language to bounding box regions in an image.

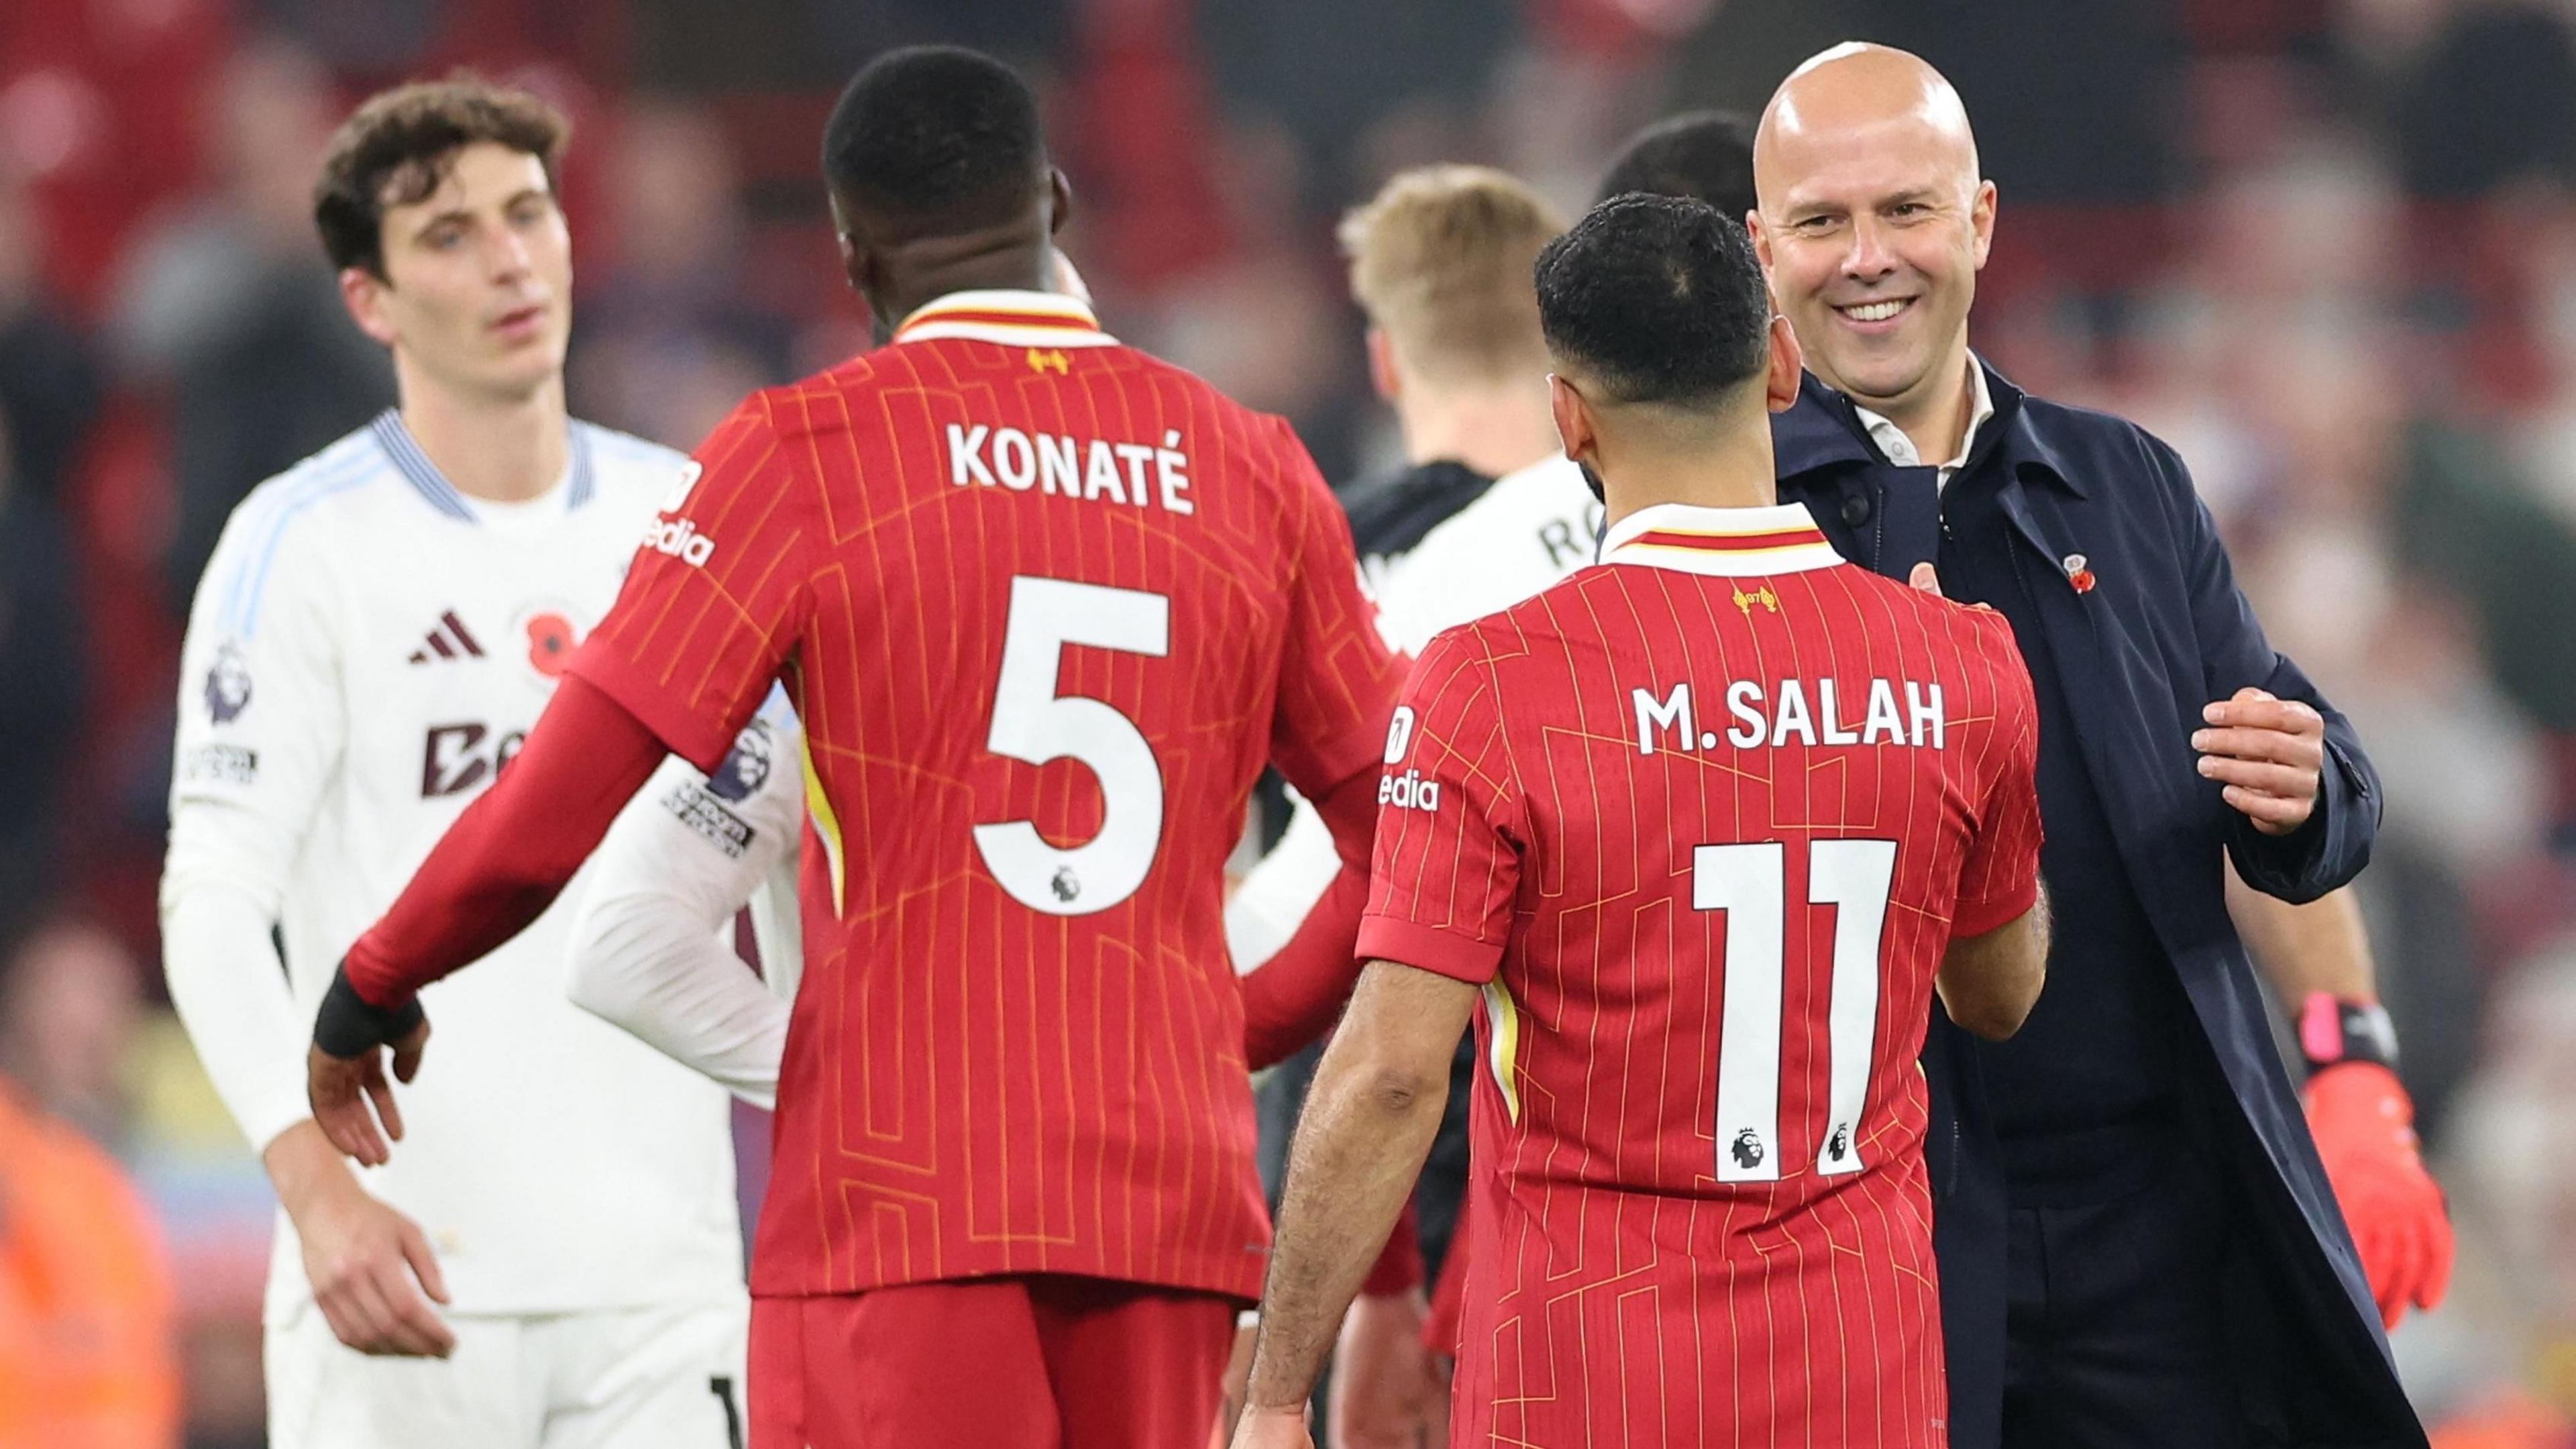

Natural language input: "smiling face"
[341,141,572,402]
[1752,48,1994,421]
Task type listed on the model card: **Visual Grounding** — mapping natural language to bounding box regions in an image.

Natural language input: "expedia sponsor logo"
[1378,768,1441,812]
[642,516,716,568]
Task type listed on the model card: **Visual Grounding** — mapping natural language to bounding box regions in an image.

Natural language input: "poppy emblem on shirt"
[525,612,577,678]
[2063,553,2097,595]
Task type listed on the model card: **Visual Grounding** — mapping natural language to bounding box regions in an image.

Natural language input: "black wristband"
[314,963,425,1059]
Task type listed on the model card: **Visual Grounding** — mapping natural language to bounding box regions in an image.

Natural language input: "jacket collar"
[1773,359,2088,499]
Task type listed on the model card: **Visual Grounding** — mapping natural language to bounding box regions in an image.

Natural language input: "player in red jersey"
[300,46,1407,1449]
[1232,195,2052,1449]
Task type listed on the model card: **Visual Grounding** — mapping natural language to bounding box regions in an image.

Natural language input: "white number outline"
[971,576,1171,916]
[1698,838,1897,1182]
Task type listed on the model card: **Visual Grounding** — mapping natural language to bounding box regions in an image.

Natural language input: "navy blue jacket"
[1774,368,2424,1448]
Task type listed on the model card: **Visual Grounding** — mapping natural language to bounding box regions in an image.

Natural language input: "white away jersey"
[162,410,744,1321]
[1226,455,1599,964]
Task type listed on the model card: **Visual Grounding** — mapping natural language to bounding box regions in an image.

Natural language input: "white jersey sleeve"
[160,470,355,1154]
[566,692,804,1108]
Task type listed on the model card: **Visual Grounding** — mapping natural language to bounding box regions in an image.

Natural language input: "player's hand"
[264,1121,455,1358]
[2306,1062,2453,1328]
[1907,563,1992,610]
[1328,1289,1448,1449]
[1227,1404,1314,1449]
[1210,1316,1257,1447]
[2194,687,2324,836]
[308,1016,431,1167]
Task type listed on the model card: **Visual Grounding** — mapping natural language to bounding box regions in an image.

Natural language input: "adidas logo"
[408,610,487,665]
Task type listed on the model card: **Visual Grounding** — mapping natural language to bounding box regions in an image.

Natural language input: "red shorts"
[749,1275,1236,1449]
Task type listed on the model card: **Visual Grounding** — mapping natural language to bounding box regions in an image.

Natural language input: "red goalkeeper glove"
[2304,1047,2453,1330]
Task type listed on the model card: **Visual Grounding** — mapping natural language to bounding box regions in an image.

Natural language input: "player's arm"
[1937,890,2050,1040]
[2157,433,2379,896]
[1939,619,2050,1041]
[159,513,454,1358]
[311,398,812,1164]
[1235,962,1477,1446]
[1244,419,1414,1071]
[563,703,805,1108]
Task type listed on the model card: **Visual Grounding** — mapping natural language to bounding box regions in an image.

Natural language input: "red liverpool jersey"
[1356,500,2041,1448]
[570,290,1403,1303]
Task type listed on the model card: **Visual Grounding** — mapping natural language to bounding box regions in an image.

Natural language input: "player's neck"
[1599,433,1780,529]
[394,364,570,505]
[1399,379,1562,480]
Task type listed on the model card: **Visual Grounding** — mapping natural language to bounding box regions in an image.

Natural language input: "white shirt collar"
[1852,354,1994,486]
[1601,500,1844,578]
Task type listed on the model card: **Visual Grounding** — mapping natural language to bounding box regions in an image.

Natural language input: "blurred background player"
[299,45,1407,1449]
[158,79,750,1449]
[1753,43,2430,1446]
[1234,192,2051,1448]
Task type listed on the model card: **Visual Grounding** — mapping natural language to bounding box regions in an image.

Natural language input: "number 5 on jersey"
[1697,838,1898,1183]
[973,575,1171,916]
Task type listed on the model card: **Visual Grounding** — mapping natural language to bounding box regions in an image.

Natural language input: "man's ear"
[338,267,399,349]
[1969,178,1996,270]
[1747,207,1774,275]
[1764,313,1803,413]
[1047,167,1074,237]
[1548,373,1596,464]
[1365,329,1401,405]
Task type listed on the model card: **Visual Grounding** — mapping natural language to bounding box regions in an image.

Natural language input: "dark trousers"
[2000,1141,2249,1448]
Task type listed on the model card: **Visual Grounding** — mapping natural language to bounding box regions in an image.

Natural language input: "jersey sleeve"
[1951,616,2044,939]
[563,698,804,1109]
[568,397,813,773]
[1266,417,1409,804]
[1355,626,1525,985]
[159,496,348,1152]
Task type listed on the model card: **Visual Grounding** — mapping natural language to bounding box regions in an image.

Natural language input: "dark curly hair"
[313,75,568,278]
[1534,193,1772,407]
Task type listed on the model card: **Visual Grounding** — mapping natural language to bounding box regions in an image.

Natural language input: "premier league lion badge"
[204,643,253,724]
[708,719,772,802]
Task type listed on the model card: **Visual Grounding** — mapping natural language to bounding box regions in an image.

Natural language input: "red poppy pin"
[2063,553,2097,594]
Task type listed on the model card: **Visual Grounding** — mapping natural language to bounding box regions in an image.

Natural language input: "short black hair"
[822,46,1046,224]
[314,76,568,278]
[1535,193,1772,407]
[1596,109,1757,218]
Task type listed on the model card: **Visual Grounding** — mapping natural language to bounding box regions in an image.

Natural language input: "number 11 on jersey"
[1696,838,1898,1183]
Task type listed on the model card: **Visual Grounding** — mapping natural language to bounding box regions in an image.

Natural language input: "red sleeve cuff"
[1951,875,2039,941]
[566,639,739,775]
[1356,916,1502,985]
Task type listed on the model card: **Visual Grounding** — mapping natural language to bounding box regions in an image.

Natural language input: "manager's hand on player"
[309,963,433,1165]
[265,1120,455,1357]
[2194,687,2325,835]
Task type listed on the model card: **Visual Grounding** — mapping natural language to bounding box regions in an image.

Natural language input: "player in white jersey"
[160,78,748,1449]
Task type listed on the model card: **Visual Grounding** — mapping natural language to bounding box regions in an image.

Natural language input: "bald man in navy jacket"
[1749,43,2445,1449]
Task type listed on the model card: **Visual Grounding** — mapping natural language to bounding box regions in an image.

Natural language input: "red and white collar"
[1602,500,1845,578]
[892,289,1119,349]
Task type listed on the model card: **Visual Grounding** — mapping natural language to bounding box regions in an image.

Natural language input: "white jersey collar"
[892,290,1118,350]
[1601,500,1845,578]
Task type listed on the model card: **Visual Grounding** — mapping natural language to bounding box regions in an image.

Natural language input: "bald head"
[1755,44,1979,209]
[1748,42,1995,443]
